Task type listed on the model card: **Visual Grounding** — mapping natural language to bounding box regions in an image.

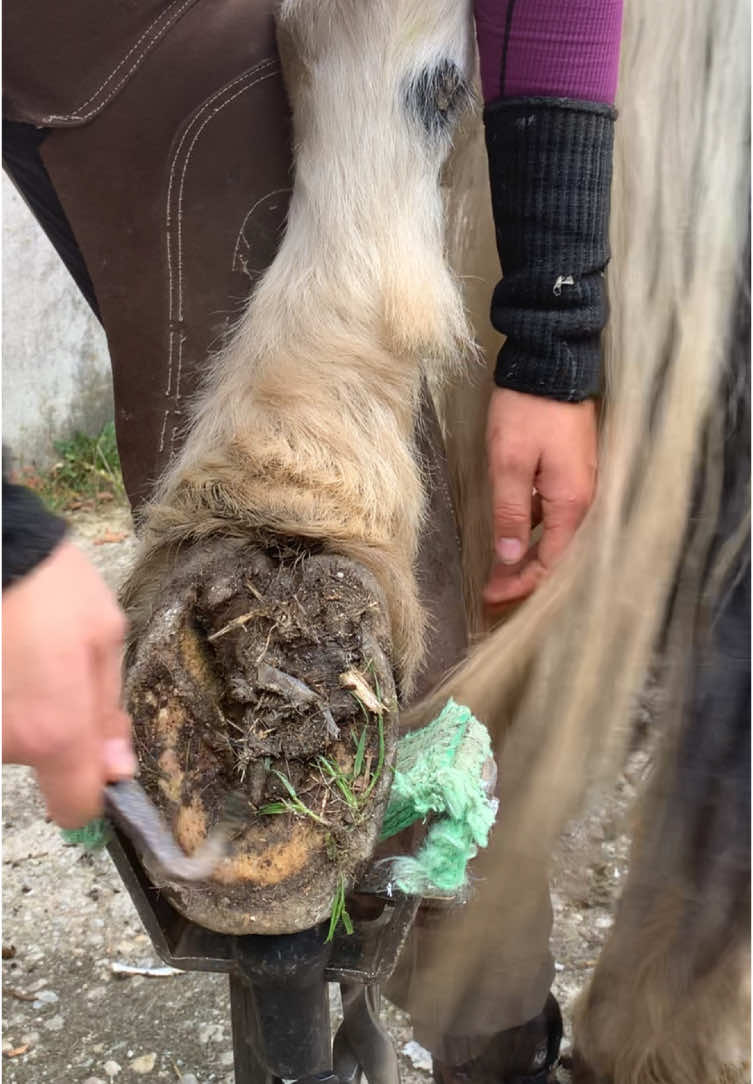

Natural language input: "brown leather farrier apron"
[3,1,554,1056]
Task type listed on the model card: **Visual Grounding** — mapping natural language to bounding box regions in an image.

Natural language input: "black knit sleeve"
[3,470,67,590]
[484,97,616,401]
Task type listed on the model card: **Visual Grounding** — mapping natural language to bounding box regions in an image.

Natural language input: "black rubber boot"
[432,994,563,1084]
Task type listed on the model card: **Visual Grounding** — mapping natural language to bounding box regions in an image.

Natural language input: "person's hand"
[485,388,598,607]
[2,541,136,828]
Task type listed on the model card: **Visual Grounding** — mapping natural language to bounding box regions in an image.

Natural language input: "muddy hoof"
[125,537,398,935]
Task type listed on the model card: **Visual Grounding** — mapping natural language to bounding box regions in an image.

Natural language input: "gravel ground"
[2,505,648,1083]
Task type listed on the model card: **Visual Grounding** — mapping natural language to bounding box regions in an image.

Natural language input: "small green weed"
[257,667,388,941]
[352,726,368,778]
[318,755,360,811]
[18,422,125,511]
[258,769,332,827]
[325,874,354,943]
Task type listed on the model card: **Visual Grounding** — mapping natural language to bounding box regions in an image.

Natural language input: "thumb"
[490,454,536,565]
[95,639,137,780]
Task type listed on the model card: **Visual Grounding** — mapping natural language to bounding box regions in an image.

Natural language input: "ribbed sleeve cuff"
[3,477,67,589]
[484,97,616,401]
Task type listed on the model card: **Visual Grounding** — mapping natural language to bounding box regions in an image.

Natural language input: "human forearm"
[475,0,623,401]
[474,1,624,602]
[2,465,67,589]
[474,0,622,106]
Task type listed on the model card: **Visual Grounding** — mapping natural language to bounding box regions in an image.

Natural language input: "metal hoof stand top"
[108,827,420,1084]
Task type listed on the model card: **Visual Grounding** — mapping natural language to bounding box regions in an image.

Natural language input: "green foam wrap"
[379,698,497,895]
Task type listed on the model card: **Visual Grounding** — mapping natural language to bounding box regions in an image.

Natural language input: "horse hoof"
[124,536,398,935]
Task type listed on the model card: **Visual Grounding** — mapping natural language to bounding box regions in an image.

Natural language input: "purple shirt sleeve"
[474,0,623,105]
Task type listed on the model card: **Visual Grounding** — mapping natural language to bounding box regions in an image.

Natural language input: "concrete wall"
[2,177,113,468]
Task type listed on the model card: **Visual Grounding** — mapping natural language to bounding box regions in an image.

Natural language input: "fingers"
[484,390,598,608]
[485,481,593,607]
[537,487,592,572]
[485,435,540,605]
[37,744,104,830]
[86,575,136,781]
[93,622,137,781]
[37,631,134,826]
[104,730,137,781]
[483,552,545,608]
[489,445,538,566]
[34,649,104,830]
[2,542,135,827]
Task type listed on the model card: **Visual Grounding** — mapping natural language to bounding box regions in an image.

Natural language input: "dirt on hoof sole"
[124,537,398,935]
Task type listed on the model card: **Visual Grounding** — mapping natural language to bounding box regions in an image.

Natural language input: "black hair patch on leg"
[404,61,474,140]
